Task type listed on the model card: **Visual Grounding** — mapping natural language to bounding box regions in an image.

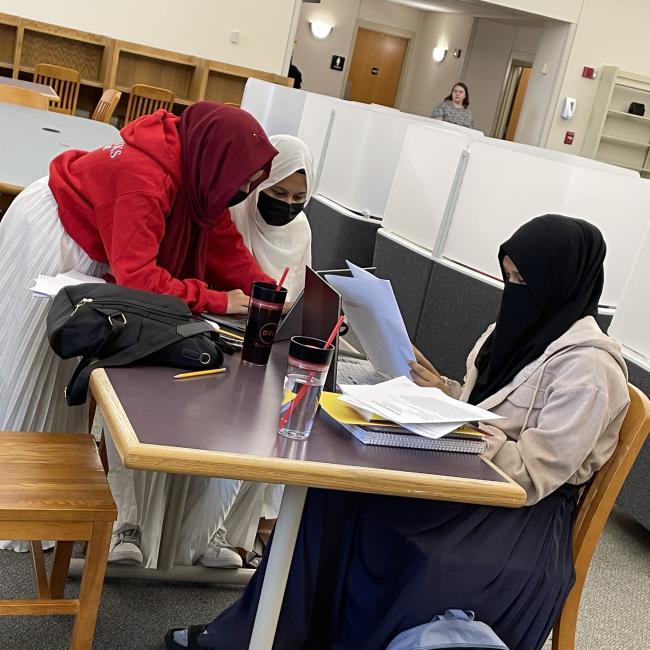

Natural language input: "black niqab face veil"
[467,214,606,405]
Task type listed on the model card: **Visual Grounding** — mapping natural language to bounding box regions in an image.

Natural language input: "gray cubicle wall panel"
[372,232,434,339]
[595,312,612,333]
[307,196,381,271]
[616,361,650,530]
[415,262,502,382]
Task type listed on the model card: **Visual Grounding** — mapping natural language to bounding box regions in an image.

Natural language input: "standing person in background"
[231,134,313,302]
[288,59,302,89]
[431,82,473,128]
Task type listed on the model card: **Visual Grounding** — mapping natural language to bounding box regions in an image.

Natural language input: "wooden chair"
[124,83,174,125]
[552,384,650,650]
[0,85,49,110]
[91,88,121,123]
[0,431,116,650]
[223,102,241,108]
[33,63,80,115]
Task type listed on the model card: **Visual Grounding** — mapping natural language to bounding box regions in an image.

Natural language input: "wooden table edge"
[90,369,527,509]
[0,181,24,196]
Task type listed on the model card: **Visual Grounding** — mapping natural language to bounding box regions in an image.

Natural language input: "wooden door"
[347,28,409,107]
[505,66,531,141]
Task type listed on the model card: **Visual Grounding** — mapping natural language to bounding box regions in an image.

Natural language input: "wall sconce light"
[432,47,447,62]
[310,21,333,39]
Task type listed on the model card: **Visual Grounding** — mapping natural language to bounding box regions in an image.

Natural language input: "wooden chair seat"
[124,83,174,125]
[33,63,80,115]
[552,384,650,649]
[0,431,116,650]
[0,85,49,110]
[91,88,121,123]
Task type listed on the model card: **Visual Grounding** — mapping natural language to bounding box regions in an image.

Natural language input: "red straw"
[275,266,289,292]
[279,315,345,429]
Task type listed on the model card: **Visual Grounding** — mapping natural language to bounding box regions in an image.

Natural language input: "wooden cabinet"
[0,12,292,121]
[583,66,650,177]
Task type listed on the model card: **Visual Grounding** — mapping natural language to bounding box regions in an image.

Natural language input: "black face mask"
[227,190,249,208]
[257,192,305,227]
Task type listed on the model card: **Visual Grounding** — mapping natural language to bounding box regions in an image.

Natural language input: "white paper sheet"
[325,262,413,377]
[340,376,502,426]
[30,270,105,297]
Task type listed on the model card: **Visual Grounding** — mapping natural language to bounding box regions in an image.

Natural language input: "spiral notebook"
[336,420,487,453]
[319,408,486,453]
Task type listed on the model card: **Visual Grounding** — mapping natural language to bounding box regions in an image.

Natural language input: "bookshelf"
[583,66,650,178]
[0,12,292,121]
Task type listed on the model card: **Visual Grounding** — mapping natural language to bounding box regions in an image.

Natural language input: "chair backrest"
[552,383,650,650]
[33,63,80,115]
[223,102,241,108]
[92,88,121,123]
[0,85,49,110]
[124,83,174,125]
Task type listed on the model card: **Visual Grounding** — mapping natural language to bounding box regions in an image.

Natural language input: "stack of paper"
[339,376,502,439]
[30,270,105,298]
[325,262,413,378]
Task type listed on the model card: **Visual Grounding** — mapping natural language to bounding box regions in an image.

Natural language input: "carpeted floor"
[0,508,647,649]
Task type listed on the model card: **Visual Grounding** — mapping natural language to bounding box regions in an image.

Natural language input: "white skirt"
[0,177,107,432]
[0,177,107,551]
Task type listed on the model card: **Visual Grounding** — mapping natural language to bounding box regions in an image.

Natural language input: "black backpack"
[46,283,229,406]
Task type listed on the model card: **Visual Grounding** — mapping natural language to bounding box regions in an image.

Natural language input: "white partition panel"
[317,104,417,217]
[382,122,482,251]
[240,78,306,136]
[610,224,650,361]
[442,138,650,307]
[296,93,339,179]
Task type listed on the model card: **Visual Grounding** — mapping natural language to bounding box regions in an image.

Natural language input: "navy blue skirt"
[207,484,578,650]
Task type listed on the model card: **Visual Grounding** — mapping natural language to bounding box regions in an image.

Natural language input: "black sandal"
[164,624,212,649]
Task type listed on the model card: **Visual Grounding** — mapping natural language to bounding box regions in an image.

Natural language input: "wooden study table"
[0,103,119,196]
[0,76,59,101]
[90,343,526,650]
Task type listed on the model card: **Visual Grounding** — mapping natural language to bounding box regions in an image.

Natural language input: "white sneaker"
[197,529,243,569]
[108,527,143,565]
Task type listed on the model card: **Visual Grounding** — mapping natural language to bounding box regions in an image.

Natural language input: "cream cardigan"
[445,316,630,505]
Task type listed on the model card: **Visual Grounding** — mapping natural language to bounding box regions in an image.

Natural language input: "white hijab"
[231,134,314,301]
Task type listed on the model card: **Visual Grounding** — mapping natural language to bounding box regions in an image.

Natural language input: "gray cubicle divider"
[618,361,650,530]
[306,195,380,271]
[372,229,434,339]
[414,261,502,382]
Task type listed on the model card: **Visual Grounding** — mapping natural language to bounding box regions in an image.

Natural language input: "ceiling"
[383,0,549,23]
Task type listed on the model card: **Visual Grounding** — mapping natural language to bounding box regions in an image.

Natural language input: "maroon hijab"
[158,102,278,280]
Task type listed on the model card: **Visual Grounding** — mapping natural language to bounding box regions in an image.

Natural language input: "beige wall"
[481,0,582,23]
[545,0,650,153]
[292,0,420,98]
[462,19,541,135]
[0,0,300,74]
[398,12,474,116]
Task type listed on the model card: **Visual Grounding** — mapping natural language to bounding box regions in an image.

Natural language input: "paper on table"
[325,262,413,377]
[339,393,463,439]
[340,376,503,425]
[31,269,105,297]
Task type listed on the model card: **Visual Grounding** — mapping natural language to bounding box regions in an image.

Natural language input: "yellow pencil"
[173,368,227,379]
[218,327,245,341]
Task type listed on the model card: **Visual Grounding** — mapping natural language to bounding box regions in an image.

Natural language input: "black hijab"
[467,215,606,405]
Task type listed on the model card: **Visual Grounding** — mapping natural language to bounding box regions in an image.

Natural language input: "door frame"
[492,55,533,139]
[343,19,415,107]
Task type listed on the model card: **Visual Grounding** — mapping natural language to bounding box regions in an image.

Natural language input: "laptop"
[203,287,305,336]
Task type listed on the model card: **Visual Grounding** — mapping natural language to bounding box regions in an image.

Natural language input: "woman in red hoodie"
[0,102,278,438]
